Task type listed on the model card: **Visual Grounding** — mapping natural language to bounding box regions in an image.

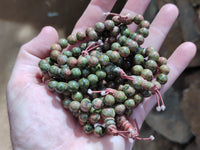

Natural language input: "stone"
[181,71,200,147]
[145,87,193,144]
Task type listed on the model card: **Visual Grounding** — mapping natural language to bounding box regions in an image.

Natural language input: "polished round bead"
[62,98,72,109]
[51,43,62,51]
[72,47,81,57]
[77,56,88,68]
[104,20,115,30]
[138,27,149,38]
[111,42,121,51]
[79,113,89,125]
[39,61,50,73]
[159,65,170,75]
[129,32,138,40]
[131,65,143,75]
[89,114,101,124]
[148,51,160,61]
[88,30,98,40]
[122,13,134,25]
[57,54,68,65]
[134,54,144,65]
[121,28,130,37]
[110,26,120,37]
[125,39,138,52]
[157,73,168,84]
[66,57,77,68]
[81,98,92,112]
[82,68,90,77]
[90,50,102,58]
[72,91,83,102]
[157,57,168,66]
[60,67,71,79]
[67,35,77,45]
[134,93,144,105]
[101,108,115,118]
[135,34,144,45]
[92,98,103,109]
[104,94,115,106]
[112,16,121,25]
[94,126,105,137]
[88,56,99,67]
[76,31,86,41]
[49,65,60,77]
[83,124,93,134]
[124,99,135,109]
[78,78,90,89]
[145,46,156,55]
[141,69,153,81]
[58,38,68,48]
[123,85,135,97]
[145,60,158,74]
[141,90,152,97]
[115,104,126,115]
[95,22,105,32]
[71,68,81,78]
[96,70,106,80]
[114,91,127,103]
[63,50,72,57]
[50,50,61,61]
[47,80,57,91]
[152,81,161,90]
[118,35,127,45]
[56,82,67,93]
[133,14,144,24]
[86,27,94,36]
[119,46,130,57]
[109,51,120,62]
[140,20,150,29]
[67,80,79,92]
[87,74,98,84]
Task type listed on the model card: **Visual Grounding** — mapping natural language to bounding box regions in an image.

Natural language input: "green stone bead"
[152,81,161,90]
[139,20,150,29]
[78,78,90,89]
[123,85,136,97]
[141,90,152,97]
[138,27,149,38]
[63,50,72,57]
[95,22,105,32]
[101,108,115,118]
[110,26,120,37]
[70,68,81,78]
[87,74,98,84]
[157,73,168,84]
[49,65,60,77]
[39,61,50,73]
[55,82,67,93]
[118,35,127,45]
[88,30,98,41]
[131,65,143,75]
[81,98,92,112]
[112,16,121,25]
[119,46,130,57]
[96,70,106,80]
[141,69,153,81]
[148,51,160,61]
[134,54,144,65]
[82,68,90,77]
[92,98,103,109]
[67,80,79,93]
[132,76,143,90]
[72,91,83,102]
[89,114,101,124]
[114,91,127,103]
[111,42,121,51]
[45,57,54,65]
[129,32,138,40]
[133,14,144,24]
[90,50,102,58]
[66,57,77,68]
[69,101,81,112]
[144,81,154,90]
[51,43,62,51]
[85,27,94,36]
[104,94,115,106]
[77,56,88,68]
[135,34,144,45]
[88,56,99,67]
[80,43,87,50]
[99,54,110,66]
[60,67,71,79]
[124,99,135,109]
[50,50,61,61]
[76,31,86,41]
[145,60,158,74]
[104,20,115,30]
[121,28,130,37]
[62,98,72,109]
[157,57,168,66]
[109,51,120,62]
[67,35,77,45]
[159,65,170,75]
[72,47,81,57]
[47,80,57,91]
[58,38,68,48]
[122,12,134,25]
[83,124,93,134]
[115,104,126,115]
[57,54,68,65]
[145,46,156,55]
[125,39,138,52]
[79,113,89,123]
[94,126,105,137]
[134,93,144,105]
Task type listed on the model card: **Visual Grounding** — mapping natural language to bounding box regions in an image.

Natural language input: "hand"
[7,1,196,150]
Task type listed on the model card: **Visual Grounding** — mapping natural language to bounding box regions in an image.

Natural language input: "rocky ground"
[0,0,199,150]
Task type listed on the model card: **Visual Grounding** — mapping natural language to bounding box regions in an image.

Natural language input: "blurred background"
[0,0,200,149]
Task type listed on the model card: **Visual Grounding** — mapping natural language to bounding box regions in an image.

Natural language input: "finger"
[143,42,196,114]
[72,0,116,33]
[19,26,58,60]
[121,0,151,31]
[142,4,179,50]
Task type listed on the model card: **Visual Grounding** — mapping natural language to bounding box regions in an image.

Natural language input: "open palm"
[7,0,196,150]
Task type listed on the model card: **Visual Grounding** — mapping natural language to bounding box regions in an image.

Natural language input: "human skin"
[7,0,196,150]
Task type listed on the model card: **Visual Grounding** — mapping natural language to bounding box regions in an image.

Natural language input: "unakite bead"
[119,46,130,57]
[124,99,135,109]
[88,30,98,41]
[101,108,115,118]
[138,27,149,38]
[135,34,144,45]
[94,126,105,137]
[134,54,144,65]
[60,67,71,79]
[96,70,106,80]
[125,39,138,52]
[148,51,160,61]
[86,27,94,36]
[115,104,126,115]
[83,124,93,134]
[78,78,90,89]
[122,13,134,25]
[67,35,77,45]
[81,98,92,112]
[51,43,62,51]
[133,14,144,24]
[159,65,170,75]
[66,57,77,68]
[118,35,127,45]
[82,68,90,77]
[50,50,61,61]
[141,90,152,97]
[77,56,88,68]
[104,94,115,106]
[57,55,68,65]
[89,113,101,124]
[67,80,79,92]
[109,51,120,62]
[111,42,121,51]
[145,60,158,74]
[71,68,81,78]
[63,50,72,57]
[79,113,89,124]
[95,22,105,32]
[132,65,143,75]
[76,31,86,41]
[39,61,50,73]
[157,73,168,84]
[49,65,60,77]
[80,43,87,50]
[47,80,57,91]
[55,82,67,93]
[92,98,103,109]
[121,28,130,37]
[129,32,138,40]
[110,26,120,37]
[58,38,68,48]
[62,98,72,109]
[87,74,98,84]
[114,91,127,103]
[123,85,135,97]
[112,16,121,25]
[72,92,83,102]
[104,20,115,30]
[140,20,150,29]
[145,46,156,55]
[157,57,168,66]
[134,93,144,105]
[88,56,99,67]
[141,69,153,81]
[72,47,81,57]
[45,57,54,65]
